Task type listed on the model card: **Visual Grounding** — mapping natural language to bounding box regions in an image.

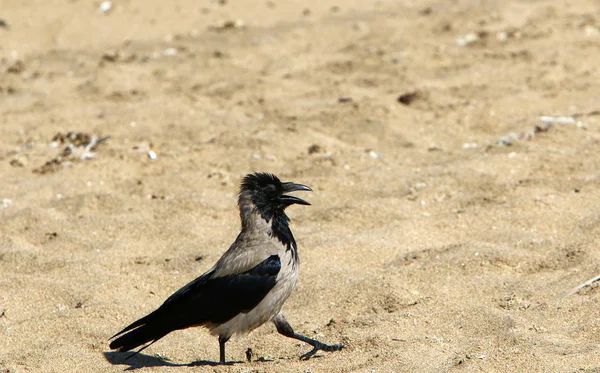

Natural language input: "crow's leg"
[272,313,343,360]
[218,335,230,363]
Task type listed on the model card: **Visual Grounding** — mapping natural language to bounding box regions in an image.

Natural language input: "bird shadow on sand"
[103,351,246,371]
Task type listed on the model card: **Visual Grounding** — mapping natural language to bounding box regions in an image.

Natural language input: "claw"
[300,347,318,360]
[299,342,344,360]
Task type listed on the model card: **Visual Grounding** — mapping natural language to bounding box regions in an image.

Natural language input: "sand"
[1,0,600,372]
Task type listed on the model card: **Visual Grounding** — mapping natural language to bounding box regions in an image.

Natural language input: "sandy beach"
[1,0,600,371]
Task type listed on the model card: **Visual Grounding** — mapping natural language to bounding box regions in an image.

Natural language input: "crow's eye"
[264,184,277,195]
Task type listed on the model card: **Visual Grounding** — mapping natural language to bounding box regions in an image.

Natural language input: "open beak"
[280,182,312,206]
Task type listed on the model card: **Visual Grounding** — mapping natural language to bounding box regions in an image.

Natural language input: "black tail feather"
[110,311,169,352]
[110,313,152,341]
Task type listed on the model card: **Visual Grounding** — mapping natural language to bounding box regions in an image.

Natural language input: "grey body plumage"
[109,172,343,363]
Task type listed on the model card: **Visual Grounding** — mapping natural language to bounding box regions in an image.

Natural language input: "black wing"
[110,255,281,352]
[165,253,281,324]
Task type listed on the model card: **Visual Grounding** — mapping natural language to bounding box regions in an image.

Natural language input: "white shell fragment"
[98,1,112,14]
[368,150,381,159]
[1,199,12,208]
[539,116,575,124]
[163,48,177,57]
[456,33,479,46]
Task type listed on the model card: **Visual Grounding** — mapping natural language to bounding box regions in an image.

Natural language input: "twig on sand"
[562,274,600,297]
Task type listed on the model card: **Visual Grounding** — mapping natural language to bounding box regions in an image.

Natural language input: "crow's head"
[238,172,311,223]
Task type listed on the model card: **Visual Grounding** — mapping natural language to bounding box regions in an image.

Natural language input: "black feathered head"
[238,172,312,223]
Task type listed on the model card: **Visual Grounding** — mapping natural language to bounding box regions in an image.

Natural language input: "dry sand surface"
[2,0,600,372]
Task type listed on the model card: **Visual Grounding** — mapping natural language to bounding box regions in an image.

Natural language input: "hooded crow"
[109,172,343,363]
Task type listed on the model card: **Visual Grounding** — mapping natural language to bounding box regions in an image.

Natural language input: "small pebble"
[497,132,521,146]
[10,156,27,167]
[414,182,427,190]
[307,144,322,154]
[209,19,245,31]
[397,91,420,105]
